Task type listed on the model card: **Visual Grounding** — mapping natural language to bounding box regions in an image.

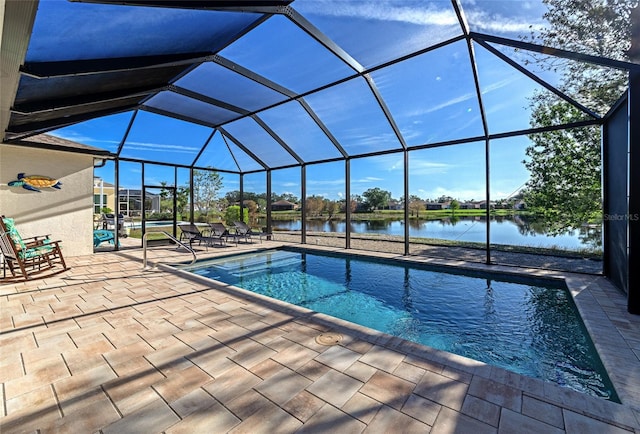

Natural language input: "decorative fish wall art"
[8,173,63,192]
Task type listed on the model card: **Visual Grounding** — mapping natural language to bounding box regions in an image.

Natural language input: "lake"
[269,215,601,251]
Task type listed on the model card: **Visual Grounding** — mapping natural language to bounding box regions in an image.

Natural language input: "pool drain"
[315,332,342,346]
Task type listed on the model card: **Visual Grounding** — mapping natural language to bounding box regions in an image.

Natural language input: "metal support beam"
[451,0,470,36]
[173,166,178,238]
[471,32,640,72]
[464,30,491,264]
[485,138,491,264]
[345,159,351,249]
[404,150,410,256]
[70,0,291,12]
[219,131,243,173]
[7,104,138,136]
[286,6,364,74]
[629,70,640,314]
[11,85,165,115]
[116,110,138,156]
[114,159,120,251]
[252,115,304,164]
[240,174,244,223]
[474,39,601,119]
[266,170,272,235]
[21,52,214,79]
[298,99,348,158]
[301,165,306,244]
[190,168,195,224]
[213,55,296,98]
[140,105,220,130]
[364,73,407,150]
[191,129,218,167]
[141,164,146,241]
[170,85,250,116]
[218,127,268,170]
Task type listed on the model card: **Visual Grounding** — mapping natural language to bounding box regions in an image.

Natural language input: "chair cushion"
[2,217,26,251]
[21,243,53,259]
[3,217,53,259]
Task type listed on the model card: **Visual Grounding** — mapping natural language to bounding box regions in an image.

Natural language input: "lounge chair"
[0,217,67,280]
[233,221,271,243]
[207,222,229,246]
[93,229,119,248]
[178,224,223,249]
[100,213,127,237]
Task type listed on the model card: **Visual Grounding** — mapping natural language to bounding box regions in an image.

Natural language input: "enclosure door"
[142,185,177,240]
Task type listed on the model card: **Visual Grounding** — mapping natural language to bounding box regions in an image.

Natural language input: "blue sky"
[44,0,566,203]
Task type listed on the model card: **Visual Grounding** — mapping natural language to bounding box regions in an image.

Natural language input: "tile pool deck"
[1,240,639,433]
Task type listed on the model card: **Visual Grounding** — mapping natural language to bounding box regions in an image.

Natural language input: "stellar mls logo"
[603,213,640,221]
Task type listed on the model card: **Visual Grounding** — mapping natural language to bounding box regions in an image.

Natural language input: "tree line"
[521,0,636,234]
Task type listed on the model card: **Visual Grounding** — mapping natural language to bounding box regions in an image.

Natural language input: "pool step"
[213,252,303,277]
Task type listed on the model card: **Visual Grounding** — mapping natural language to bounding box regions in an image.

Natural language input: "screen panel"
[258,100,343,163]
[305,76,403,156]
[219,14,354,94]
[144,91,241,127]
[305,161,346,248]
[175,61,289,113]
[49,111,134,153]
[222,117,299,168]
[26,1,263,62]
[371,39,484,147]
[120,110,211,165]
[408,142,487,260]
[294,0,462,69]
[474,43,592,135]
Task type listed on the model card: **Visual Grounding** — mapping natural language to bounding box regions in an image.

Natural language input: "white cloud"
[352,176,384,183]
[49,130,119,147]
[347,132,402,150]
[297,1,458,27]
[409,158,453,176]
[464,9,545,34]
[124,141,200,153]
[296,1,545,36]
[307,178,346,186]
[481,76,522,95]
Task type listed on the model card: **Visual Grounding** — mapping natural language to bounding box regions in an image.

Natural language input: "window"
[94,194,107,214]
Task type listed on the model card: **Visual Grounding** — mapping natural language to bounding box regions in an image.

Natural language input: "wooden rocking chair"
[0,217,68,280]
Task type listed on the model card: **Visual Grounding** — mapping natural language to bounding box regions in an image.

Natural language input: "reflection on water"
[269,215,601,251]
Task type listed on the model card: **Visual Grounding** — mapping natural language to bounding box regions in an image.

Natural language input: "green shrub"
[224,206,248,226]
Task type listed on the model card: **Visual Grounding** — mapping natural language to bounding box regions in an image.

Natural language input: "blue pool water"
[183,248,617,401]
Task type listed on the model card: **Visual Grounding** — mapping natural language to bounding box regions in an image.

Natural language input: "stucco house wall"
[0,144,95,256]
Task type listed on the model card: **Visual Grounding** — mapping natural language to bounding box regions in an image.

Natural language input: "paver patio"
[1,240,639,433]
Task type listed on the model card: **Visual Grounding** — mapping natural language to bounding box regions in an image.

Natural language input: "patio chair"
[207,222,229,246]
[93,229,119,248]
[233,221,271,244]
[0,217,67,280]
[178,224,223,249]
[100,213,127,237]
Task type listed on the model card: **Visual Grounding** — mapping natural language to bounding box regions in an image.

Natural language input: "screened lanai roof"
[5,0,640,174]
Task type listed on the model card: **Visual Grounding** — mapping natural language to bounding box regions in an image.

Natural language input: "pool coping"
[166,242,640,430]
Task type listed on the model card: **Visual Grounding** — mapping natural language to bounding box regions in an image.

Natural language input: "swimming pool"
[182,248,617,401]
